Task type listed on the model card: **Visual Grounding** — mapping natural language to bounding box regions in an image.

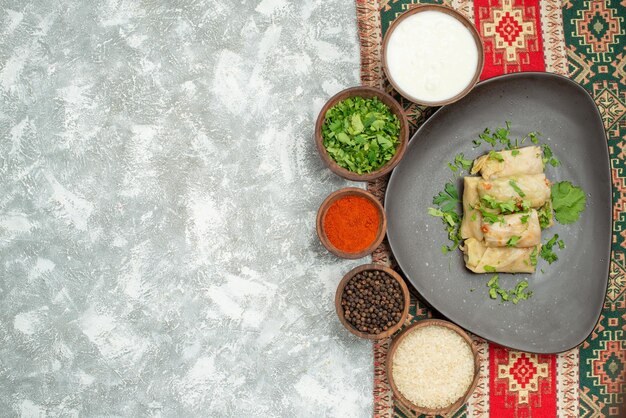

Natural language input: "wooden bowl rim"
[314,86,409,182]
[385,319,481,414]
[381,4,485,106]
[316,187,387,259]
[334,263,411,340]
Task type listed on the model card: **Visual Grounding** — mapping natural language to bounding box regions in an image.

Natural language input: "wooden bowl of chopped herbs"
[315,86,409,181]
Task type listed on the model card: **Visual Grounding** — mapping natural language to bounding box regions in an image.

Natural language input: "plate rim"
[384,71,612,354]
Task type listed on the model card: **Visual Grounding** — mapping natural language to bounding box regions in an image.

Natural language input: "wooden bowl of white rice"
[386,319,479,414]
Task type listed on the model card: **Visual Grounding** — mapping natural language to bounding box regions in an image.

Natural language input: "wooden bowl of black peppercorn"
[335,264,410,340]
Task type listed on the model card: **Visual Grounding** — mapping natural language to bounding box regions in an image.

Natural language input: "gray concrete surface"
[0,0,372,416]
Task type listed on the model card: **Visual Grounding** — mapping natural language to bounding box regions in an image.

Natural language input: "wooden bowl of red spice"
[316,188,386,259]
[335,264,410,340]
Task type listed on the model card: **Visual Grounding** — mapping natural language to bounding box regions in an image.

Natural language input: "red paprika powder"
[323,196,380,253]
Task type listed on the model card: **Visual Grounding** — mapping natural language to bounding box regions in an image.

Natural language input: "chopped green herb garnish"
[484,265,496,273]
[509,179,526,197]
[428,207,444,217]
[551,181,587,224]
[520,214,530,224]
[511,149,520,156]
[322,96,400,174]
[480,195,498,207]
[488,150,504,161]
[557,239,565,249]
[473,123,514,149]
[454,153,473,171]
[495,124,512,148]
[540,234,560,264]
[479,208,505,224]
[529,132,540,144]
[530,247,538,266]
[507,235,522,247]
[429,182,462,253]
[511,281,533,304]
[486,274,532,304]
[480,195,530,215]
[448,162,458,172]
[542,144,560,167]
[538,201,553,229]
[480,128,497,146]
[433,182,460,212]
[499,200,518,213]
[428,208,456,227]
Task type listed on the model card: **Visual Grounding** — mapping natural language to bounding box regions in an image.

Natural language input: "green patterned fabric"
[563,1,625,416]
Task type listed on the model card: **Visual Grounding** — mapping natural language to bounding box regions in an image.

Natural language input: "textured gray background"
[0,0,372,416]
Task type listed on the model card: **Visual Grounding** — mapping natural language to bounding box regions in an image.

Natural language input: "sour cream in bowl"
[382,6,484,106]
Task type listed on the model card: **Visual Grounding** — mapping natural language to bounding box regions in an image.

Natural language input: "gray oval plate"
[385,72,611,354]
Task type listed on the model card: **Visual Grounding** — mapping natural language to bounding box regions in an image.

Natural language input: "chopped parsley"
[520,214,530,224]
[537,201,553,229]
[480,195,530,215]
[484,265,496,273]
[479,208,505,225]
[488,150,504,161]
[433,182,460,212]
[511,149,520,156]
[551,181,587,224]
[428,208,456,226]
[540,234,561,264]
[473,122,512,148]
[486,274,532,304]
[529,247,538,266]
[454,153,473,171]
[474,128,497,147]
[508,179,526,197]
[428,182,462,253]
[542,144,560,167]
[495,121,513,148]
[449,153,474,173]
[507,235,522,247]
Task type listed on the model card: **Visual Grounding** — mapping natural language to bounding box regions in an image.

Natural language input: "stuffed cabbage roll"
[482,210,541,248]
[477,174,551,209]
[462,238,539,273]
[471,146,543,180]
[460,177,484,241]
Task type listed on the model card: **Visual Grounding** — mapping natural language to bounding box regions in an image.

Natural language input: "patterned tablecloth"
[355,0,626,416]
